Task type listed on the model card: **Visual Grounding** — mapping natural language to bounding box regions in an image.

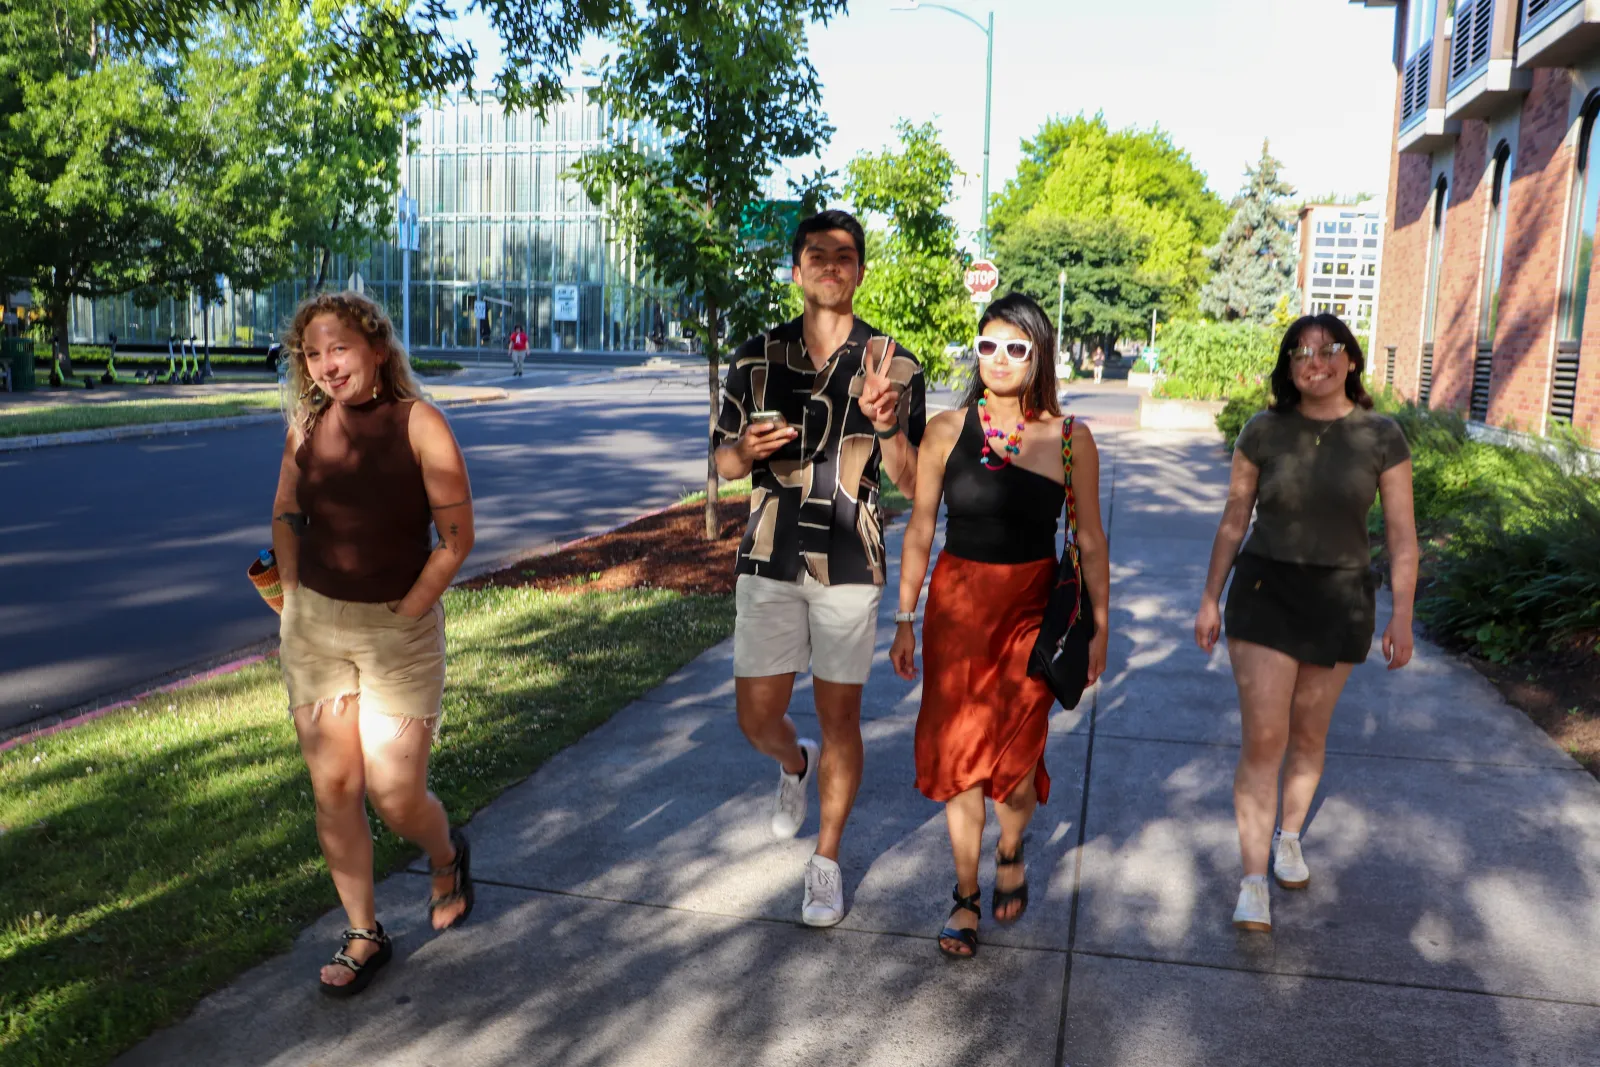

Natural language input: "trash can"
[0,338,36,391]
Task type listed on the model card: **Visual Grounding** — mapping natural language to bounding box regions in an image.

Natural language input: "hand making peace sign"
[858,339,902,431]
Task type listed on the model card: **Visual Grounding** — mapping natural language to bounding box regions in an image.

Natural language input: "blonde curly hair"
[281,290,427,435]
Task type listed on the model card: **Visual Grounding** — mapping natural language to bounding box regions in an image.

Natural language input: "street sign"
[965,259,999,302]
[740,200,806,248]
[553,284,580,322]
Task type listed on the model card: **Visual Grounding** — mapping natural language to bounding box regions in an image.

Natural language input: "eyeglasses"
[1289,343,1347,365]
[973,336,1034,364]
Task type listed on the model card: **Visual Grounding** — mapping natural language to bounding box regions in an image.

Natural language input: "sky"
[456,0,1399,250]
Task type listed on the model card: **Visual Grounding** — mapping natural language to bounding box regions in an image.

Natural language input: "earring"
[372,382,380,400]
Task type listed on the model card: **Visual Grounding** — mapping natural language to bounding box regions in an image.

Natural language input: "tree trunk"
[311,248,331,292]
[704,297,721,542]
[50,290,72,374]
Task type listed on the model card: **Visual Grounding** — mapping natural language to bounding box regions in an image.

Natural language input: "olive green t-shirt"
[1235,407,1411,569]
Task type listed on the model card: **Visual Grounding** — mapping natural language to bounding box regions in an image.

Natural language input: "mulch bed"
[462,497,749,597]
[1467,650,1600,778]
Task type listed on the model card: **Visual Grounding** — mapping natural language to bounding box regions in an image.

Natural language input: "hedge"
[1153,320,1277,400]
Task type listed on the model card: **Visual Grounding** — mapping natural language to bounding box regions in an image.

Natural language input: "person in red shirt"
[507,323,529,377]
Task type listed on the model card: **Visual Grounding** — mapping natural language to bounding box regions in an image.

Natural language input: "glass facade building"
[70,88,672,355]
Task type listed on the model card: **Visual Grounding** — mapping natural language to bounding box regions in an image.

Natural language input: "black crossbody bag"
[1028,414,1096,709]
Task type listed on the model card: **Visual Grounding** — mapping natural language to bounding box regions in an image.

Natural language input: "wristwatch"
[894,611,917,624]
[874,423,901,440]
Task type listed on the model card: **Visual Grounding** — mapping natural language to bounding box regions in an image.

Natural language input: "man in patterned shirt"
[713,209,926,926]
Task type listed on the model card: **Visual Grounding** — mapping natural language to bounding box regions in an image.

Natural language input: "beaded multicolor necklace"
[978,391,1031,470]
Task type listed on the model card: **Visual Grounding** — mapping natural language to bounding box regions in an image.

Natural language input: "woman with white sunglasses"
[892,292,1110,958]
[1195,314,1418,933]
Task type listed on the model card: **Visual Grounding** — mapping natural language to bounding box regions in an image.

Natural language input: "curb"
[0,654,270,754]
[0,391,511,453]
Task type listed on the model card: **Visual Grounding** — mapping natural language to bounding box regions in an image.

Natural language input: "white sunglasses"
[973,336,1034,363]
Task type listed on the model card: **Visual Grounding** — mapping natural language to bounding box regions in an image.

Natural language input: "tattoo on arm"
[274,511,308,534]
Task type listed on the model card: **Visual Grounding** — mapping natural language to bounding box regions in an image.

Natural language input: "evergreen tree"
[1200,140,1299,324]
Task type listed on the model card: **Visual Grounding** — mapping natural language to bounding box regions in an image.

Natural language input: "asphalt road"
[1,371,1140,731]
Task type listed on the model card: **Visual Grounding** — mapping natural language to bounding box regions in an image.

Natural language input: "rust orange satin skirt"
[914,551,1055,805]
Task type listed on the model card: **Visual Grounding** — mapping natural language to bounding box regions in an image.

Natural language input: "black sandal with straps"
[992,840,1030,925]
[319,923,392,998]
[428,827,475,929]
[938,887,981,959]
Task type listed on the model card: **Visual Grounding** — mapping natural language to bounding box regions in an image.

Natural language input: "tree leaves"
[845,121,969,383]
[1199,139,1299,324]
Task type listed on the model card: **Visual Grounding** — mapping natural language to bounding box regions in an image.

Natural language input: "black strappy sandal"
[428,827,475,929]
[319,923,392,998]
[938,887,981,959]
[992,841,1030,925]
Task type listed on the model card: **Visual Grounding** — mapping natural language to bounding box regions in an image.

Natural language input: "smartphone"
[749,410,788,430]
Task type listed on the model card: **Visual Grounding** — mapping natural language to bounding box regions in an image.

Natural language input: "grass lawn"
[0,584,734,1067]
[0,393,281,438]
[680,470,912,515]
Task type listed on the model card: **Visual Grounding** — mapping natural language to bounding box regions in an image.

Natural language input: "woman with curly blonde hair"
[270,290,476,996]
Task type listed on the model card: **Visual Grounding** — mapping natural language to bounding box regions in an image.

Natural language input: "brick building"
[1362,0,1600,437]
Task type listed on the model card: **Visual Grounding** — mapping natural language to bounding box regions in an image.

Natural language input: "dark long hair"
[1270,314,1374,414]
[961,291,1063,417]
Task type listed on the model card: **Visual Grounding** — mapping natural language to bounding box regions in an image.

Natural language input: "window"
[1319,261,1335,275]
[1479,142,1513,347]
[1423,177,1449,343]
[1336,262,1350,275]
[1407,0,1438,58]
[1561,98,1600,343]
[1361,262,1377,277]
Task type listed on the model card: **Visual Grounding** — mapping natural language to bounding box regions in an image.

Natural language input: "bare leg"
[941,785,985,955]
[735,674,805,775]
[1228,639,1299,878]
[293,697,378,987]
[358,705,464,929]
[812,679,864,862]
[1280,662,1355,835]
[993,767,1039,921]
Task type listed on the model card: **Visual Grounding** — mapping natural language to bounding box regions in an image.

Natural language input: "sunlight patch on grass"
[0,394,282,438]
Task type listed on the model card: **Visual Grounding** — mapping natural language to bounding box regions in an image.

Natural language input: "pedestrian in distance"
[508,322,529,377]
[1092,347,1105,385]
[892,292,1110,958]
[270,291,477,996]
[1195,313,1418,933]
[713,209,926,927]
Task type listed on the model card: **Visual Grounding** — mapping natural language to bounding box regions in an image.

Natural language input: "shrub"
[1215,383,1270,448]
[1153,319,1277,400]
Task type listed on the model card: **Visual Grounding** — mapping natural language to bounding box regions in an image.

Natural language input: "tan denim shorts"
[733,572,882,685]
[279,585,447,724]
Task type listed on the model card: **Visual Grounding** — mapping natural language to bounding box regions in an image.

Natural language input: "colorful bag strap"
[1061,414,1079,546]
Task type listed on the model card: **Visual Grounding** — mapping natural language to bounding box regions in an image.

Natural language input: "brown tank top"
[295,397,432,603]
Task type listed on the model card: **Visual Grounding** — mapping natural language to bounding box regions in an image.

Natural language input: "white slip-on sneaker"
[1232,876,1272,932]
[770,738,819,839]
[1273,831,1310,890]
[802,853,846,927]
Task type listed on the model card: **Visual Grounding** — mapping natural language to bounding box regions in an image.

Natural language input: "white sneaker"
[1232,876,1272,932]
[770,738,819,839]
[1273,831,1310,890]
[802,853,845,927]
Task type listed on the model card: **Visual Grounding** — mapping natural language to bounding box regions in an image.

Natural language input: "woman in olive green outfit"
[1195,314,1419,933]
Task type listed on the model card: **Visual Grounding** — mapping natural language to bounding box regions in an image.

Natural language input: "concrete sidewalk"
[115,430,1600,1067]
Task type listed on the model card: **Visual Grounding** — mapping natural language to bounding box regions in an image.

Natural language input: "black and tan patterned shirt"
[714,316,926,587]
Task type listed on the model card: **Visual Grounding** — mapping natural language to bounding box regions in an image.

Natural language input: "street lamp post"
[893,2,994,257]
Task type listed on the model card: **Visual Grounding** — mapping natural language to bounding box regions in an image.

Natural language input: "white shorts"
[734,572,883,685]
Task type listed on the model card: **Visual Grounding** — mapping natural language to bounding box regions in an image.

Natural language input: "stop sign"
[964,259,999,299]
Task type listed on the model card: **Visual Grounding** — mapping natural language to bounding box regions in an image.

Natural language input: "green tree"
[0,1,176,360]
[1200,140,1300,324]
[845,120,969,384]
[576,0,845,539]
[993,214,1166,357]
[990,113,1227,312]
